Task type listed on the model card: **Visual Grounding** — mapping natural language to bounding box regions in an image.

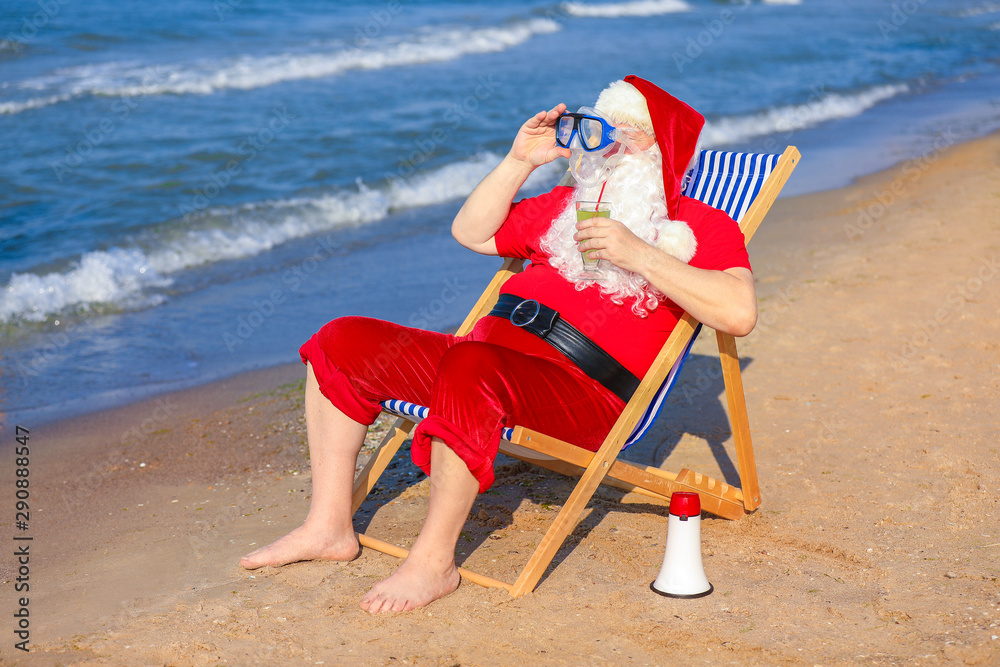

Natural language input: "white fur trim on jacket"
[654,218,698,263]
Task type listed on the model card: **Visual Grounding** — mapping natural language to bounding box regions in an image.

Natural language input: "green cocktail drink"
[575,200,612,274]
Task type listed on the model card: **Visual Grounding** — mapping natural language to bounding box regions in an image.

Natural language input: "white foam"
[958,3,1000,17]
[561,0,690,17]
[0,93,74,115]
[0,19,561,115]
[700,84,908,147]
[760,0,802,5]
[146,185,392,275]
[522,160,568,193]
[0,248,171,323]
[386,153,500,209]
[0,153,523,324]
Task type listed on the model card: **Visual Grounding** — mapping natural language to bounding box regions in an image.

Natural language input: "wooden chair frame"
[351,146,800,596]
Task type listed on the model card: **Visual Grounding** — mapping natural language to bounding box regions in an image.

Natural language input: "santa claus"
[240,75,757,614]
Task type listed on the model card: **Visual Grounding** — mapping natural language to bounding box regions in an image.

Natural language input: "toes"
[359,585,403,615]
[359,565,459,614]
[359,588,381,613]
[239,552,262,569]
[363,594,388,615]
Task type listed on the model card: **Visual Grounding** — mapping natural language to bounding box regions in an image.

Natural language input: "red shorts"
[300,315,625,492]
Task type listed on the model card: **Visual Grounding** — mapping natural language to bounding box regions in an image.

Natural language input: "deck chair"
[351,146,800,596]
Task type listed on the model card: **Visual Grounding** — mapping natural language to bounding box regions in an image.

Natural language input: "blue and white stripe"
[620,323,703,448]
[684,150,780,223]
[379,399,514,442]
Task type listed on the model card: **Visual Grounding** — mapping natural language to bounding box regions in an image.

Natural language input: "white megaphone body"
[651,491,713,598]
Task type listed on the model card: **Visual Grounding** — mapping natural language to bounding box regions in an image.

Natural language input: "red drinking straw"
[596,180,607,207]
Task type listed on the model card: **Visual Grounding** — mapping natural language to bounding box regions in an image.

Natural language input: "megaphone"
[651,491,713,598]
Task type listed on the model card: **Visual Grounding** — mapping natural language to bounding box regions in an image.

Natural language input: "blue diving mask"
[555,106,635,187]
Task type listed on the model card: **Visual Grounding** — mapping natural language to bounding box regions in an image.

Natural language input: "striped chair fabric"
[684,149,781,223]
[381,398,516,443]
[380,149,780,448]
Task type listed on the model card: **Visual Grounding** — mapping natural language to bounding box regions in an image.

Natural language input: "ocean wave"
[957,3,1000,17]
[0,153,518,324]
[386,154,500,209]
[561,0,690,18]
[0,248,172,324]
[760,0,802,6]
[700,84,908,147]
[145,190,390,276]
[0,93,74,115]
[0,82,912,323]
[0,38,27,54]
[0,18,561,115]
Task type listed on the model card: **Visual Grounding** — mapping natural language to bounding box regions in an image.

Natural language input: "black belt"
[488,293,639,403]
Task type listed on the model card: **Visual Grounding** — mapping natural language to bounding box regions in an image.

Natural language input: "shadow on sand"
[352,351,752,586]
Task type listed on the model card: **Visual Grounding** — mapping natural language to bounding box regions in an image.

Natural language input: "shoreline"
[4,130,1000,665]
[5,362,305,452]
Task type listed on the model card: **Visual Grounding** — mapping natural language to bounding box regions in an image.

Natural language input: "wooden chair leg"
[509,456,612,597]
[357,534,513,593]
[351,416,416,514]
[503,433,747,520]
[716,331,761,511]
[507,426,636,597]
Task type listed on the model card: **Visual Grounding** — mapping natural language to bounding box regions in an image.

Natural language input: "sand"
[2,131,999,666]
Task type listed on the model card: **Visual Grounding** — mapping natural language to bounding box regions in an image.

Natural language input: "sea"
[2,0,1000,425]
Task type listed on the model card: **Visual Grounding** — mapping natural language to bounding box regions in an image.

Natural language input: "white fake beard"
[540,145,697,318]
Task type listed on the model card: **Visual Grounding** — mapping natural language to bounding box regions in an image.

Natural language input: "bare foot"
[358,555,461,614]
[239,524,360,570]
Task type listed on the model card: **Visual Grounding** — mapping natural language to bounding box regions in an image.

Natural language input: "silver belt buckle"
[510,299,540,328]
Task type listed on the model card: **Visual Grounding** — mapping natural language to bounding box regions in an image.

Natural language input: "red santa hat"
[594,75,705,222]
